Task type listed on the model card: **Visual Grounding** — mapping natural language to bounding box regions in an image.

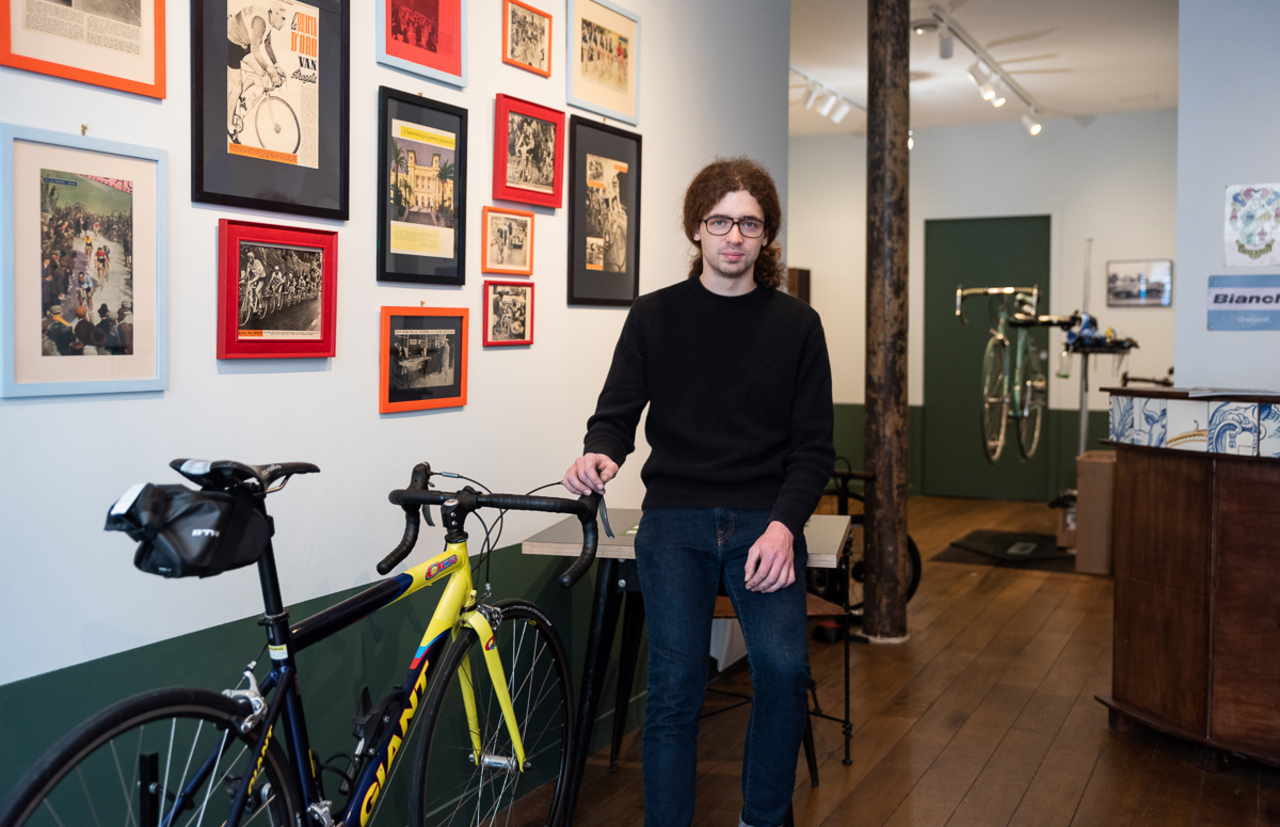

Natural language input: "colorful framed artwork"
[1,123,168,398]
[567,116,640,306]
[1106,259,1172,308]
[191,0,350,220]
[481,206,533,276]
[380,305,468,413]
[502,0,551,78]
[377,87,467,286]
[566,0,638,125]
[216,219,337,359]
[376,0,465,88]
[0,0,165,98]
[483,280,533,347]
[493,94,565,209]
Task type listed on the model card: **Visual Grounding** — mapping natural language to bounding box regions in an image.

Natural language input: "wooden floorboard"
[569,496,1273,827]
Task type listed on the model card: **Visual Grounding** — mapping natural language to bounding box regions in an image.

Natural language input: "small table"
[522,511,854,821]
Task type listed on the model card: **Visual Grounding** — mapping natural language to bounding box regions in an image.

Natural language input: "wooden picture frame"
[377,87,467,286]
[0,0,166,98]
[565,0,639,125]
[1,123,168,398]
[502,0,551,78]
[493,94,564,209]
[481,206,534,276]
[567,115,640,306]
[376,0,465,88]
[380,305,468,412]
[216,219,338,359]
[483,280,533,347]
[191,0,350,220]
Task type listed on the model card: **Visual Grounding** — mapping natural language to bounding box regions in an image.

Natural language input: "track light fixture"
[1021,113,1042,135]
[830,100,853,124]
[804,82,822,110]
[939,32,954,59]
[790,65,866,127]
[908,130,914,150]
[990,82,1007,108]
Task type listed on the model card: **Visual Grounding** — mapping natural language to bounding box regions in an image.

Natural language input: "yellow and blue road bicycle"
[0,459,604,827]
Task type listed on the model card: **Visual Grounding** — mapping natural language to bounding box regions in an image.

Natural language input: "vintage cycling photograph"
[481,206,533,275]
[502,0,551,77]
[493,95,564,208]
[379,305,468,412]
[566,0,639,124]
[567,115,640,306]
[483,280,533,347]
[584,152,628,272]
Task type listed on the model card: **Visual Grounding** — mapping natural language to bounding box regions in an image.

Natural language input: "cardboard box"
[1075,451,1116,575]
[1057,504,1077,549]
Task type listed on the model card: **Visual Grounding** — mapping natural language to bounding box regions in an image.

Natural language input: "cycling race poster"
[481,206,534,276]
[379,306,468,413]
[566,0,639,125]
[226,0,320,168]
[387,118,456,260]
[1,0,166,98]
[502,0,551,78]
[378,0,464,86]
[217,219,337,358]
[567,115,640,307]
[483,280,534,347]
[492,94,563,209]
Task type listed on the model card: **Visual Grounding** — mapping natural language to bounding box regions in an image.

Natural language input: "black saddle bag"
[104,483,272,578]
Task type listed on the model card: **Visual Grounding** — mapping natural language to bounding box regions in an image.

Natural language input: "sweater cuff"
[769,496,815,540]
[583,438,627,468]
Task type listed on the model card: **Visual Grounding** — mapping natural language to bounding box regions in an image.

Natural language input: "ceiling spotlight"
[990,84,1007,107]
[966,62,996,100]
[804,82,822,110]
[1021,114,1042,136]
[908,129,914,151]
[817,91,839,117]
[911,18,939,35]
[939,32,954,59]
[830,100,852,124]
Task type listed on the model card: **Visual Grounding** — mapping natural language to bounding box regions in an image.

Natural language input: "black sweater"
[583,277,835,537]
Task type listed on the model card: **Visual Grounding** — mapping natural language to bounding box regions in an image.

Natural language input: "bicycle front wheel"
[256,96,301,155]
[0,687,302,827]
[410,599,573,827]
[981,336,1010,463]
[846,513,923,612]
[1016,333,1047,460]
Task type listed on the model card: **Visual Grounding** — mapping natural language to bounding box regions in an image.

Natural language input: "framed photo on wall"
[1,124,168,398]
[0,0,166,98]
[376,0,465,87]
[1106,259,1173,307]
[380,305,468,412]
[502,0,551,78]
[566,0,639,125]
[493,94,564,209]
[377,87,467,286]
[217,219,337,358]
[483,280,533,346]
[191,0,350,220]
[567,116,640,306]
[481,206,533,276]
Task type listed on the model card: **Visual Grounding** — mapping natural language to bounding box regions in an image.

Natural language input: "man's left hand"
[744,521,795,593]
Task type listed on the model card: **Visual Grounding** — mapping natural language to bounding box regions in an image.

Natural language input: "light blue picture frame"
[1,123,168,398]
[375,0,468,89]
[566,0,640,126]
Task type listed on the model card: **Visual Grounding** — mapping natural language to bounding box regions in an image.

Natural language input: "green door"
[922,216,1052,500]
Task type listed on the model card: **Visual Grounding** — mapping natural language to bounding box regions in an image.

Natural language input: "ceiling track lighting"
[1021,113,1042,136]
[817,90,840,117]
[804,82,822,110]
[830,100,853,124]
[789,65,866,126]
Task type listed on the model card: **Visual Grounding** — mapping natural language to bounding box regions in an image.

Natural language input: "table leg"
[610,591,646,771]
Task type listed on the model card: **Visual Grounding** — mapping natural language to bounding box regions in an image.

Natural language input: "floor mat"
[933,530,1077,571]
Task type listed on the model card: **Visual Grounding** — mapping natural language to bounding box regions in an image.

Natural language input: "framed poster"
[376,0,465,87]
[217,219,337,358]
[481,206,533,276]
[567,116,640,306]
[377,87,467,286]
[0,0,165,97]
[483,280,533,346]
[1106,259,1172,308]
[1,124,167,398]
[380,306,467,412]
[566,0,638,125]
[502,0,550,78]
[1224,184,1280,266]
[191,0,350,220]
[493,94,564,209]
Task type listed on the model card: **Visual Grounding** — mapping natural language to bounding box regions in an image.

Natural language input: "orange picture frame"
[380,305,468,413]
[0,0,166,98]
[501,0,551,78]
[481,205,534,276]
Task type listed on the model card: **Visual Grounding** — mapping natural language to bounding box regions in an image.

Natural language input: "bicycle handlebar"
[955,285,1040,325]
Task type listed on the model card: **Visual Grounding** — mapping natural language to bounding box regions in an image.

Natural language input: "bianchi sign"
[1208,274,1280,330]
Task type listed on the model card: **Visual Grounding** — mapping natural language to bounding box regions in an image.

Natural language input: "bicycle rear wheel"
[846,513,922,611]
[1016,332,1047,459]
[981,336,1009,463]
[410,599,572,827]
[0,687,301,827]
[256,96,301,155]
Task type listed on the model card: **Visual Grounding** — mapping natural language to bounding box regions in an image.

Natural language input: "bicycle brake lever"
[599,497,615,539]
[421,504,435,527]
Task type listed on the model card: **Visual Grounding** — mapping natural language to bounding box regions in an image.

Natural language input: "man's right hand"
[563,453,618,496]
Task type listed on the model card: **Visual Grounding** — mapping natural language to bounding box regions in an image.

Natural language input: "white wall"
[1175,0,1280,389]
[0,0,791,685]
[789,108,1178,412]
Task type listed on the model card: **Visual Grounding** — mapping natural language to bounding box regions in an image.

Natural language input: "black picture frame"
[377,87,468,286]
[191,0,350,220]
[568,116,641,306]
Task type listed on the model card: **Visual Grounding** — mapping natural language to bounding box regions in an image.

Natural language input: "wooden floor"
[571,496,1280,827]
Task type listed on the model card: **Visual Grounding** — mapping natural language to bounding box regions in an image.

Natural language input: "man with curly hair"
[563,157,834,827]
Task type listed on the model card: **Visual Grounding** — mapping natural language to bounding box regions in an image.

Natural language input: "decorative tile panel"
[1261,404,1280,459]
[1167,399,1209,452]
[1130,397,1168,448]
[1110,395,1134,443]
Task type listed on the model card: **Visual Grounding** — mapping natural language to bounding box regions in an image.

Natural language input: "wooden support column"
[863,0,910,641]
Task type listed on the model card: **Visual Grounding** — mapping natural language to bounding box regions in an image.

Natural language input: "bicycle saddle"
[169,458,320,492]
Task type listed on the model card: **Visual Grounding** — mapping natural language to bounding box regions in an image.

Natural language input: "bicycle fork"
[457,607,530,773]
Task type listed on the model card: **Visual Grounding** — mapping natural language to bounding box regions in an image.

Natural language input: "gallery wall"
[0,0,791,687]
[789,108,1178,413]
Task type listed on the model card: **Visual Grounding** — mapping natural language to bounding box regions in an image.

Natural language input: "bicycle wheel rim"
[256,97,301,155]
[981,337,1009,463]
[847,514,922,612]
[411,600,572,827]
[1017,335,1046,459]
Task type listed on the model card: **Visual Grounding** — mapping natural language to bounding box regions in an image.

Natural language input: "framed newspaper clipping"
[566,0,638,125]
[376,0,465,88]
[191,0,350,220]
[493,94,564,209]
[567,115,639,306]
[380,305,468,413]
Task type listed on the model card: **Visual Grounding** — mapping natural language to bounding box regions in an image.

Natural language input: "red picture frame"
[483,280,534,347]
[501,0,551,78]
[216,219,338,359]
[481,206,535,275]
[493,94,565,209]
[380,306,469,412]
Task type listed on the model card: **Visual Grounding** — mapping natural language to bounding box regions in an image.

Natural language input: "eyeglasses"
[701,216,766,238]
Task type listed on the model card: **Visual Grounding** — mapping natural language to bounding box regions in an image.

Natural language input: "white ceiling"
[789,0,1179,136]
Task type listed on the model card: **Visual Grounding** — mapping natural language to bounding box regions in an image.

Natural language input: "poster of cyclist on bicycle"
[226,0,320,168]
[236,241,323,340]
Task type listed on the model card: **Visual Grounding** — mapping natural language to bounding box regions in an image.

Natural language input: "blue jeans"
[634,508,810,827]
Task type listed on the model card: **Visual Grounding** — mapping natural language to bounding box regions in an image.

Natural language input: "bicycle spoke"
[108,740,140,827]
[42,799,70,827]
[76,765,106,827]
[166,719,204,827]
[189,729,230,827]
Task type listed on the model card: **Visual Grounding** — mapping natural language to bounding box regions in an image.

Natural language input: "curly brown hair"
[682,157,784,289]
